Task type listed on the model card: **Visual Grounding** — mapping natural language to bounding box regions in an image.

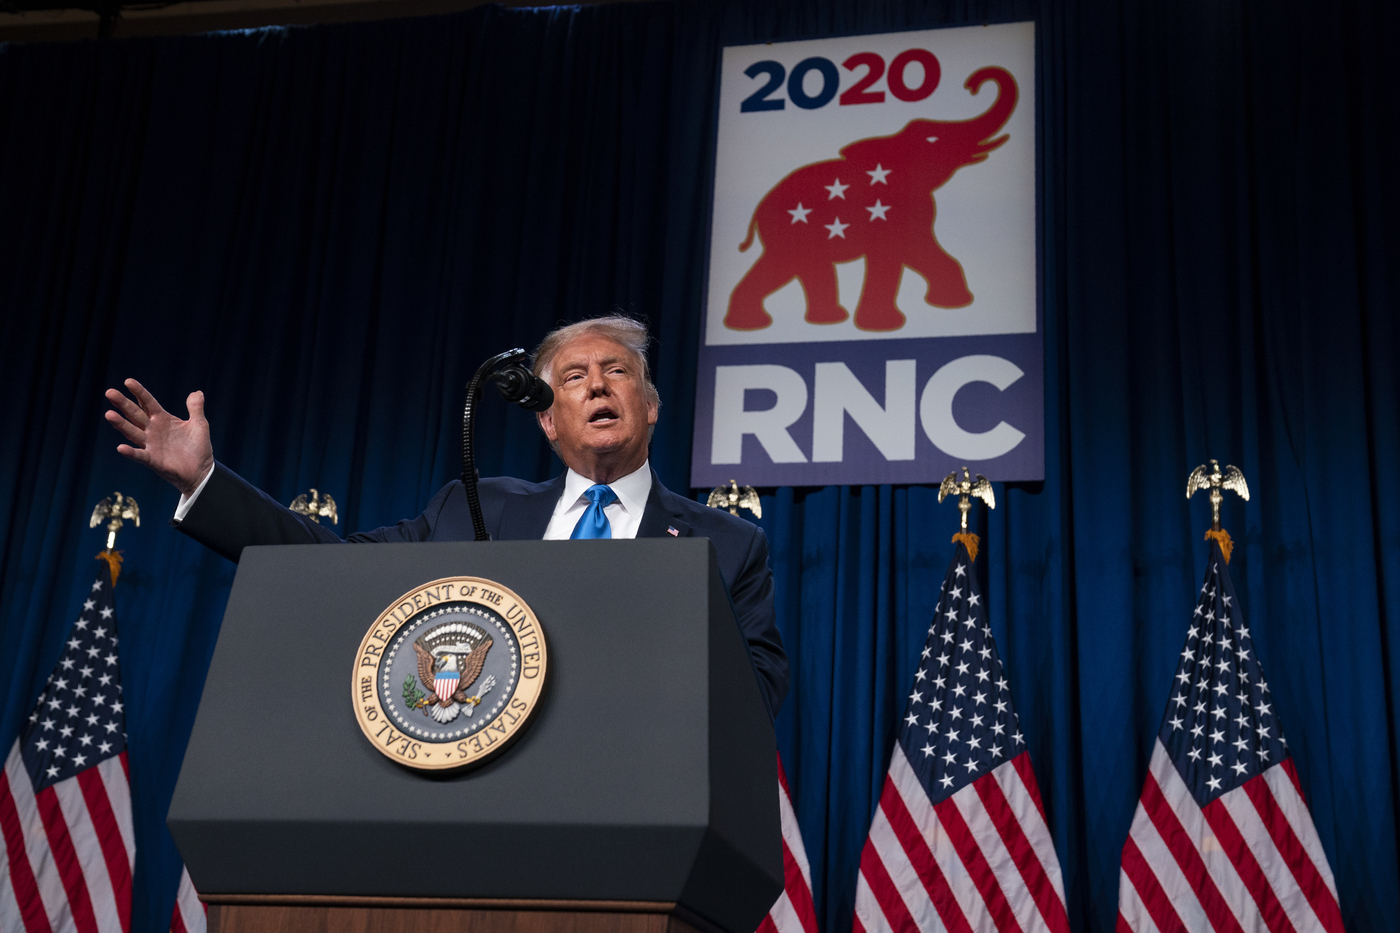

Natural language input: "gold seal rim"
[351,575,548,772]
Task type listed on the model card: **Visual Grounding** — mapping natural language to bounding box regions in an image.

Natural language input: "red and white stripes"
[759,756,820,933]
[854,746,1069,933]
[169,865,205,933]
[1117,741,1344,933]
[1,744,135,933]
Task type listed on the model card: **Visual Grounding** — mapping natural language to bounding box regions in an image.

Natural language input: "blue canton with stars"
[19,567,126,792]
[1159,542,1289,807]
[899,543,1024,803]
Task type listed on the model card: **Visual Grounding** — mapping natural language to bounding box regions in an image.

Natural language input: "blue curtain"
[2,1,1397,931]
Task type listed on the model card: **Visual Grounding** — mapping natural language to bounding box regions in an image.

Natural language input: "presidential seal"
[352,576,547,771]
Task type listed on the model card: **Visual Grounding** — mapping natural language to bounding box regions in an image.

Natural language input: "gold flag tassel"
[938,468,995,563]
[1186,459,1250,564]
[95,549,124,587]
[951,531,981,564]
[89,492,140,585]
[1204,528,1234,565]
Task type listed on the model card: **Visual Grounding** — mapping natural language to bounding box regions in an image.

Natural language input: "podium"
[168,540,782,933]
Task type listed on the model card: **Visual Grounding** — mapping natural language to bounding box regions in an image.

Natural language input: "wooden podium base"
[205,896,722,933]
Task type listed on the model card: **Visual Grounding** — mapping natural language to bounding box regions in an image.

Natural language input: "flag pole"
[88,492,140,585]
[2,494,140,932]
[1117,462,1344,932]
[937,467,995,562]
[1185,459,1249,562]
[853,468,1069,933]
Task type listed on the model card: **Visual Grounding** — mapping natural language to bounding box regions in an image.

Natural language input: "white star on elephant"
[866,163,891,184]
[824,217,849,239]
[788,203,811,223]
[866,200,890,220]
[824,179,849,200]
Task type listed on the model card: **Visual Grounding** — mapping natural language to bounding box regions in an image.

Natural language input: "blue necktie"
[570,484,618,539]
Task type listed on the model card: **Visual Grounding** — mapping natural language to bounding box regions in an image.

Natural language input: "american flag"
[1117,541,1345,933]
[169,866,205,933]
[853,543,1069,933]
[1,563,135,933]
[758,755,819,933]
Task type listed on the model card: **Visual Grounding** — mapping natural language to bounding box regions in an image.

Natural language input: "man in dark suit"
[105,316,788,717]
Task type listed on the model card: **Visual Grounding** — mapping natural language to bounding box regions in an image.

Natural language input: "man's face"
[538,333,658,482]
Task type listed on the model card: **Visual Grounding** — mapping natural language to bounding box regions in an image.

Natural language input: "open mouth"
[588,407,619,425]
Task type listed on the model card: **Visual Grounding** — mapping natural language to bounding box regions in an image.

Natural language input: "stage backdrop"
[1,1,1397,931]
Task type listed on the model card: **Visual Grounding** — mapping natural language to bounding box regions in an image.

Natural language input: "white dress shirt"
[175,460,655,540]
[172,464,216,522]
[542,461,652,540]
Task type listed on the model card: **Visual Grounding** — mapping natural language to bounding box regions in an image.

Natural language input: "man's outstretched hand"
[105,379,215,499]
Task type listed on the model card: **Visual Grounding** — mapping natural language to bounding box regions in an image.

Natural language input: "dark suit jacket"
[177,463,789,718]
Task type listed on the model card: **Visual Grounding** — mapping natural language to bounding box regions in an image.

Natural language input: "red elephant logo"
[725,67,1018,333]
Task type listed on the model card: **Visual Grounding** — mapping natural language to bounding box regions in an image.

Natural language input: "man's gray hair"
[530,315,661,410]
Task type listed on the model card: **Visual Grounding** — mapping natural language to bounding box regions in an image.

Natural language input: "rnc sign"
[691,22,1042,488]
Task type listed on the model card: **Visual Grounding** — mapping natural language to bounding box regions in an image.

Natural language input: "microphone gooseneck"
[461,349,553,541]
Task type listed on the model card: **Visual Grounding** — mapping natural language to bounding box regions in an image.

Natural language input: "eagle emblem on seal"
[405,621,496,724]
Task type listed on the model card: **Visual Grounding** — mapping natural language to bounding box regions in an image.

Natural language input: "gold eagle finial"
[289,488,339,525]
[1186,459,1250,562]
[707,479,762,519]
[938,467,995,533]
[89,492,140,551]
[938,468,994,562]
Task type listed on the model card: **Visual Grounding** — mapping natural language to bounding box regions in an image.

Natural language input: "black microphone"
[489,362,554,412]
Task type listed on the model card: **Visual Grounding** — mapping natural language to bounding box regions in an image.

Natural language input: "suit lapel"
[495,474,567,541]
[637,472,692,539]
